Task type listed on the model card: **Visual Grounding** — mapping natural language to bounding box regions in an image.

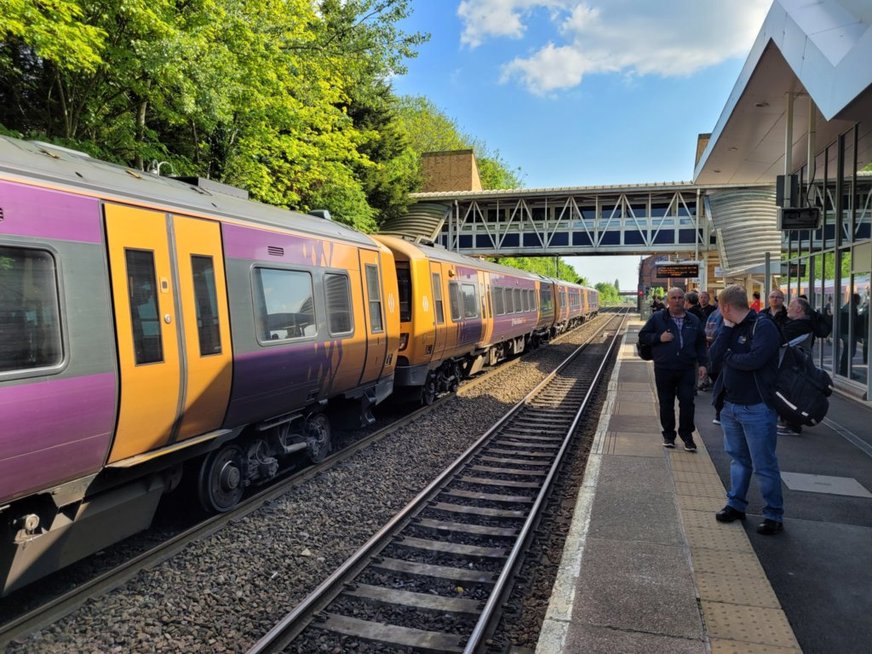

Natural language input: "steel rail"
[246,310,628,654]
[0,313,610,647]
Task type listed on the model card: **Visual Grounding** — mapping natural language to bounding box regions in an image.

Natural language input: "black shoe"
[757,519,784,535]
[715,506,746,523]
[682,439,697,452]
[663,439,675,448]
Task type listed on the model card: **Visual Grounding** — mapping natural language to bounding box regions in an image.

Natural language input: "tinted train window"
[432,273,444,324]
[505,287,514,313]
[540,286,553,312]
[253,268,315,342]
[191,255,222,356]
[365,264,383,333]
[462,283,478,318]
[531,289,538,312]
[126,249,163,364]
[396,262,411,322]
[0,246,63,373]
[448,281,461,321]
[522,289,530,312]
[325,273,353,335]
[513,288,521,313]
[493,287,504,315]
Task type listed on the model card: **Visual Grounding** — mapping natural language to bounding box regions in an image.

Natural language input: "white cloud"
[458,0,570,48]
[459,0,771,94]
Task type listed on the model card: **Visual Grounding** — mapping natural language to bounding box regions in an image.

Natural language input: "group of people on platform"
[639,284,825,538]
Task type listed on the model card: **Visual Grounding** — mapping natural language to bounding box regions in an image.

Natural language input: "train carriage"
[0,136,400,593]
[374,235,557,403]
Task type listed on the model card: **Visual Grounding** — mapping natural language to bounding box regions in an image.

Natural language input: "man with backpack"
[709,285,785,535]
[638,287,708,452]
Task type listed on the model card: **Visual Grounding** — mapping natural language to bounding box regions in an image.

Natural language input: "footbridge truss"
[380,183,778,270]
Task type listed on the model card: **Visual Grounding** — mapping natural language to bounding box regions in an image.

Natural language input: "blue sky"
[391,0,772,289]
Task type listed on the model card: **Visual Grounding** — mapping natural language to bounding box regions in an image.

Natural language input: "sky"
[390,0,773,289]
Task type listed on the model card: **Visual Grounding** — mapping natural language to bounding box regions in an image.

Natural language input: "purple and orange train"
[0,136,596,594]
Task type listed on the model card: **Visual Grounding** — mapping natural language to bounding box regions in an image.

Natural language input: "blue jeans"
[721,401,783,522]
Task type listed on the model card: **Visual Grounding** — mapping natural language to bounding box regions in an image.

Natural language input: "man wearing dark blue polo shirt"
[709,284,784,535]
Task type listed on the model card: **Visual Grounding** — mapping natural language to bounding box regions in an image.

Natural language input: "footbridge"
[379,182,781,281]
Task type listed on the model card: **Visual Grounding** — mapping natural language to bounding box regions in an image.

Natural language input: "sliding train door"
[104,205,231,463]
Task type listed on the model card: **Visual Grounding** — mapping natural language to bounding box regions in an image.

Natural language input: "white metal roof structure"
[695,0,872,185]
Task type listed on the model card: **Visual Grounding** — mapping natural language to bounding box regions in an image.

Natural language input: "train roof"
[0,136,376,247]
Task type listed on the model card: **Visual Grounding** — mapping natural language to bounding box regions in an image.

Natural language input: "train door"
[358,249,387,385]
[104,205,231,463]
[429,262,446,361]
[479,271,493,345]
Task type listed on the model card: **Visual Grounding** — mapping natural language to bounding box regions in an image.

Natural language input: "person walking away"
[777,297,816,436]
[763,289,788,332]
[638,287,708,451]
[706,307,725,422]
[709,285,784,535]
[839,293,861,377]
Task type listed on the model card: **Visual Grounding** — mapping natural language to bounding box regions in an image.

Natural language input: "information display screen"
[655,262,699,278]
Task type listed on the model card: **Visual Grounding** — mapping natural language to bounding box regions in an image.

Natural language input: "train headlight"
[399,333,409,350]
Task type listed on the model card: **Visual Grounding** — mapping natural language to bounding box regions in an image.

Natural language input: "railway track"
[0,313,616,649]
[248,311,627,653]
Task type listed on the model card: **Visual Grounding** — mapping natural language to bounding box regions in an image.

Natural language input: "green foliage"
[0,0,427,232]
[396,96,524,190]
[489,257,582,284]
[595,281,622,305]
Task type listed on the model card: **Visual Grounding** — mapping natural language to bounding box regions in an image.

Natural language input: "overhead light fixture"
[755,101,769,108]
[713,169,721,173]
[728,146,738,152]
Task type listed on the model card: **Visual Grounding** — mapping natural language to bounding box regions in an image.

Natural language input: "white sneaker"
[712,417,721,425]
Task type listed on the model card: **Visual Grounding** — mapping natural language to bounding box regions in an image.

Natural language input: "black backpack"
[636,311,665,361]
[770,338,833,426]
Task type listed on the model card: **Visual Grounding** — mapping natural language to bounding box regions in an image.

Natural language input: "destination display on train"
[655,262,700,278]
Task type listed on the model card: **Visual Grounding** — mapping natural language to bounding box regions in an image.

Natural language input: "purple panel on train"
[0,181,102,243]
[0,373,116,503]
[221,223,338,266]
[224,340,343,426]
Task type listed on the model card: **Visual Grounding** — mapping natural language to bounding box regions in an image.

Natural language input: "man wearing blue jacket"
[709,284,784,535]
[638,287,708,451]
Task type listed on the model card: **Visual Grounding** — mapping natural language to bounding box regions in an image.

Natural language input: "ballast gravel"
[7,322,604,654]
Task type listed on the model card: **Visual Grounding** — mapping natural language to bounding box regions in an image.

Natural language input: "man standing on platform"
[638,287,708,451]
[709,284,785,535]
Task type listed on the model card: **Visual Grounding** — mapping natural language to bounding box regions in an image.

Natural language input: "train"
[0,135,597,595]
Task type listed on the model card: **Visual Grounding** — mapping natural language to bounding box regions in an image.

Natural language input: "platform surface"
[537,317,872,654]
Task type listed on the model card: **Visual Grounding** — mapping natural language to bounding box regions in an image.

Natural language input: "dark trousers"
[654,366,696,442]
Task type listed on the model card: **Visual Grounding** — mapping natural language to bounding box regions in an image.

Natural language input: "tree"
[489,257,581,283]
[595,281,621,306]
[396,96,523,190]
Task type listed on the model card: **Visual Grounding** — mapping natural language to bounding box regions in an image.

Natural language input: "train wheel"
[305,413,331,463]
[198,444,245,513]
[421,375,437,406]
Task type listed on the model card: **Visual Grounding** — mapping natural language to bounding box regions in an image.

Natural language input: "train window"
[126,249,163,364]
[191,255,222,356]
[513,288,521,313]
[364,264,383,333]
[325,273,353,335]
[253,268,316,342]
[493,287,504,315]
[531,289,538,312]
[540,286,552,312]
[505,287,514,314]
[522,289,530,312]
[462,283,478,318]
[448,282,461,321]
[0,246,63,373]
[397,263,412,322]
[432,273,444,324]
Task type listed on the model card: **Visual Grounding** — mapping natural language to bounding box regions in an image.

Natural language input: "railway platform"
[536,317,872,654]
